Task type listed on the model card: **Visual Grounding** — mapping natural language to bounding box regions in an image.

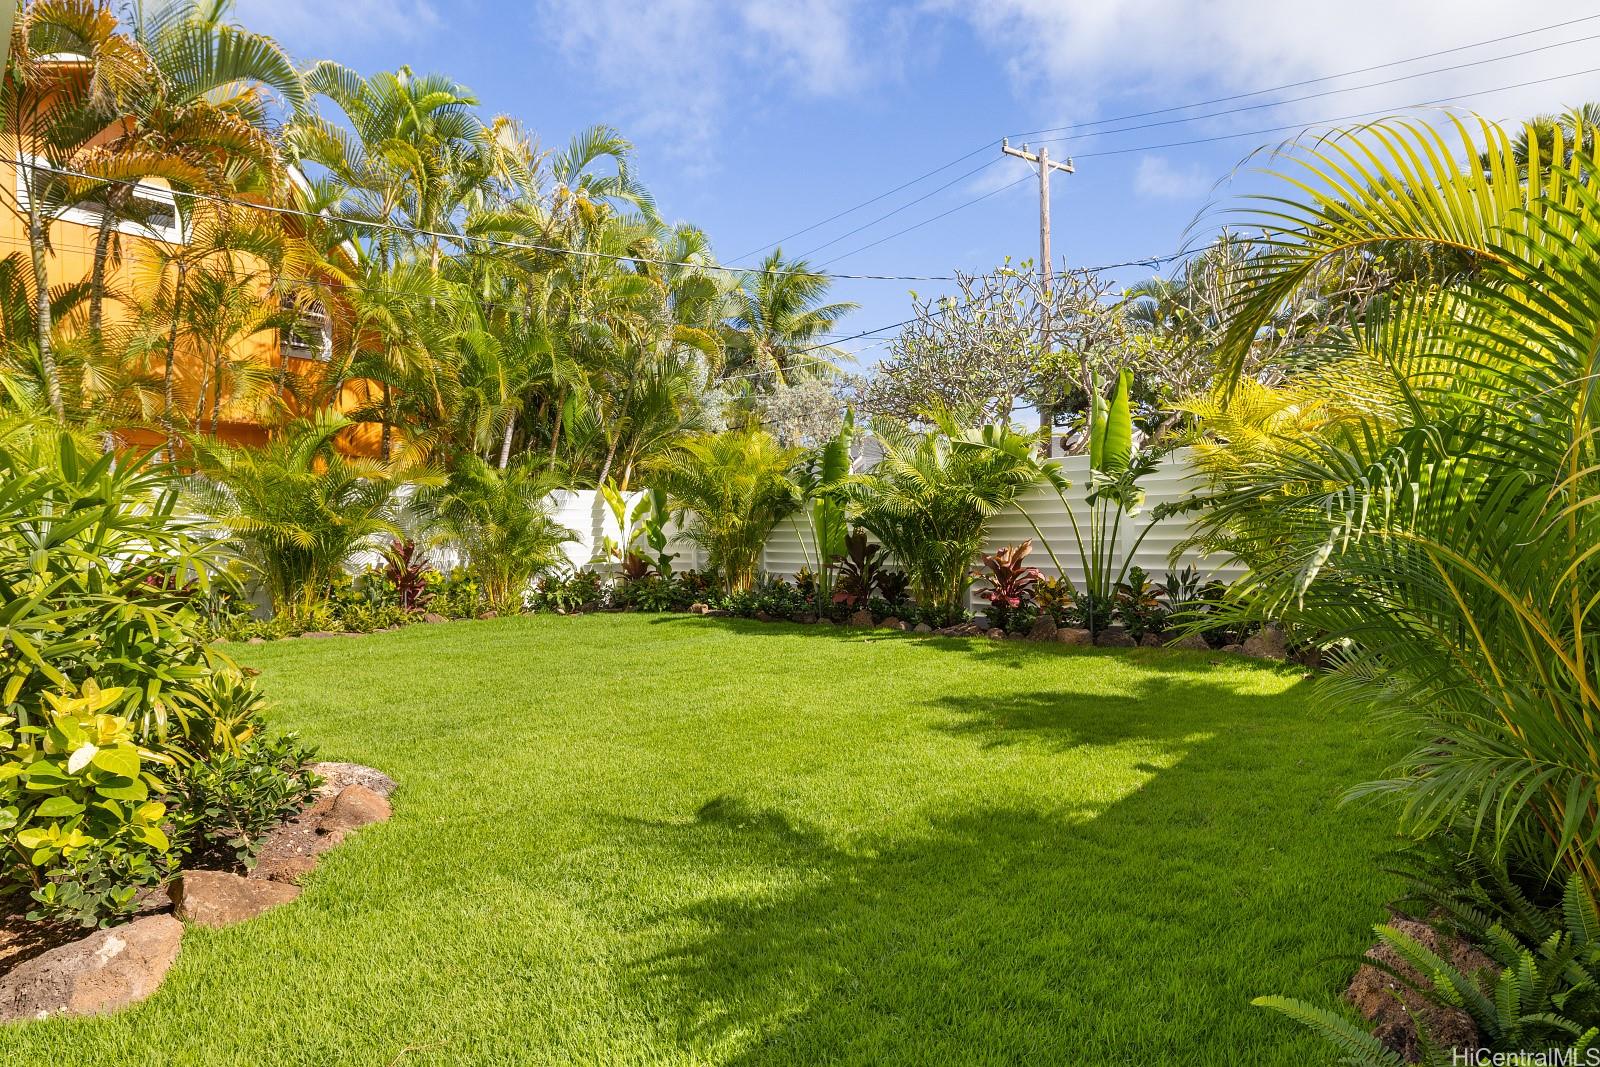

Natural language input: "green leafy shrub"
[0,426,316,926]
[1115,566,1168,640]
[532,571,604,614]
[427,569,485,618]
[1,685,176,927]
[172,732,321,870]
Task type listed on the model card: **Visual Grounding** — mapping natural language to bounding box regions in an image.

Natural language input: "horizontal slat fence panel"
[547,450,1240,609]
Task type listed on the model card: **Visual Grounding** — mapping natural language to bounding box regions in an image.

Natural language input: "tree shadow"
[615,704,1394,1064]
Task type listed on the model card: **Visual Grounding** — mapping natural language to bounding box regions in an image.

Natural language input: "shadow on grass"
[617,690,1385,1065]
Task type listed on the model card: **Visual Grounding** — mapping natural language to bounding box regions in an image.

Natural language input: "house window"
[281,296,332,362]
[14,155,187,245]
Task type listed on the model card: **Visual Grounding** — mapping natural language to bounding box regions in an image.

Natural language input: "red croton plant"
[974,540,1042,628]
[381,539,435,612]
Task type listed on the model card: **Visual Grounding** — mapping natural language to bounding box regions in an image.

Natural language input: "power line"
[791,157,1003,261]
[1006,11,1600,141]
[1030,29,1600,150]
[1070,63,1600,161]
[22,159,970,283]
[814,62,1600,269]
[815,173,1033,269]
[728,142,994,263]
[737,14,1600,271]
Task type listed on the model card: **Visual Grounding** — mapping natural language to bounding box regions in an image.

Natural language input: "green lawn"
[3,614,1400,1065]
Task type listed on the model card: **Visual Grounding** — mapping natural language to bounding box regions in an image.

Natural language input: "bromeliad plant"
[974,541,1042,631]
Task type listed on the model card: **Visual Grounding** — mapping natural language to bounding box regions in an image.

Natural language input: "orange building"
[2,55,376,453]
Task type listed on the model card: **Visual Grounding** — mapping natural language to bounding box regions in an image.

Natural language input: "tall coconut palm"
[724,249,856,386]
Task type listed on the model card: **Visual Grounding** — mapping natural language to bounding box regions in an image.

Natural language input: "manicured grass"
[2,615,1401,1065]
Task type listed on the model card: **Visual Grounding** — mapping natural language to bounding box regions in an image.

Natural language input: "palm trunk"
[209,353,224,437]
[380,381,393,461]
[498,412,515,469]
[162,264,189,460]
[88,186,129,345]
[1038,403,1054,457]
[26,207,64,419]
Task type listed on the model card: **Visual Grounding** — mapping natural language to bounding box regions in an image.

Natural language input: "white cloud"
[230,0,440,48]
[533,0,895,160]
[1135,156,1211,200]
[947,1,1600,134]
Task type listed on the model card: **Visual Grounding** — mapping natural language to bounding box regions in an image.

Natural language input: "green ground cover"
[2,614,1400,1065]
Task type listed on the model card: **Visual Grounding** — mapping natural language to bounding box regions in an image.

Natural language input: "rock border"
[0,764,395,1025]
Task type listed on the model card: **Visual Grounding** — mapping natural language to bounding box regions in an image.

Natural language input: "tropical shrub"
[380,539,436,613]
[1115,566,1168,640]
[187,416,432,624]
[172,732,320,871]
[532,570,605,613]
[0,427,312,925]
[1179,113,1600,902]
[841,417,1057,620]
[417,458,574,614]
[832,529,884,607]
[1,685,177,927]
[974,541,1042,631]
[650,429,802,595]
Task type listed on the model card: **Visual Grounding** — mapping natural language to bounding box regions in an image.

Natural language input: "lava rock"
[1140,633,1163,647]
[1026,616,1058,642]
[1347,919,1497,1062]
[912,622,933,634]
[1164,633,1211,652]
[879,616,908,631]
[421,612,446,624]
[688,602,710,615]
[1242,622,1288,661]
[1094,626,1137,648]
[848,609,874,628]
[0,914,183,1023]
[986,628,1008,640]
[320,785,392,834]
[1219,643,1245,654]
[170,871,300,928]
[1055,627,1092,646]
[310,762,398,799]
[790,612,818,624]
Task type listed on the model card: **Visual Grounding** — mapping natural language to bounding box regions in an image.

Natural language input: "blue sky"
[232,0,1600,369]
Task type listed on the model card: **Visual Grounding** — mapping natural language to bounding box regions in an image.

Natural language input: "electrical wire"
[1006,11,1600,140]
[739,13,1600,266]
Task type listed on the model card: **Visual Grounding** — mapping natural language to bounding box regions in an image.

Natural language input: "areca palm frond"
[185,415,439,620]
[649,429,801,594]
[839,417,1054,618]
[1186,111,1600,897]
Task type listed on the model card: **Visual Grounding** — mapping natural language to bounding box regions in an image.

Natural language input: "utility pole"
[1001,138,1074,456]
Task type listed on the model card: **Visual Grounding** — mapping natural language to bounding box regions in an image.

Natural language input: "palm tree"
[649,428,801,594]
[412,457,573,613]
[2,0,156,417]
[76,0,306,341]
[724,250,856,386]
[839,417,1053,621]
[185,415,438,622]
[1184,110,1600,899]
